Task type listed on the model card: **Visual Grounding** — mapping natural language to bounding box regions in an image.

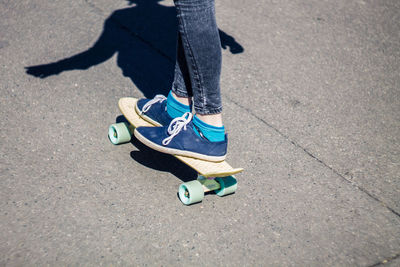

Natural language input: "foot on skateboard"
[108,97,243,205]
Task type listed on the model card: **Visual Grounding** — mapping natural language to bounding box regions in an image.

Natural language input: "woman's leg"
[172,0,223,120]
[171,32,192,105]
[134,0,227,161]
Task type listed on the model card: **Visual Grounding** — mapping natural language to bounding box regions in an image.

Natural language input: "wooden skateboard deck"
[118,97,244,178]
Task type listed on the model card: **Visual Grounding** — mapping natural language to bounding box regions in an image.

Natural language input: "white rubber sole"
[134,129,226,163]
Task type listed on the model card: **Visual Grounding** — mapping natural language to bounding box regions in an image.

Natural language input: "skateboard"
[108,97,243,205]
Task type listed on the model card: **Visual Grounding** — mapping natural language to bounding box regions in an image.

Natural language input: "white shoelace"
[162,112,193,146]
[141,94,167,114]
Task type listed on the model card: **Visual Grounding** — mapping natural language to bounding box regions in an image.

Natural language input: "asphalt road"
[1,0,399,265]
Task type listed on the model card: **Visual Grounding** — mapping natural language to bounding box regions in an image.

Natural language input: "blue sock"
[192,115,226,142]
[167,91,191,118]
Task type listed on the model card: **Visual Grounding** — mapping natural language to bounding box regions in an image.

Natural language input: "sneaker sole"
[134,129,226,163]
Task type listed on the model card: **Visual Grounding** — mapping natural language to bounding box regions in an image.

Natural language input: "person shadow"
[26,0,244,184]
[25,0,244,98]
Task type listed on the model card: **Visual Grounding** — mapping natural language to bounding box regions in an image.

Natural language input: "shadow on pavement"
[130,139,198,183]
[116,114,197,182]
[25,0,244,98]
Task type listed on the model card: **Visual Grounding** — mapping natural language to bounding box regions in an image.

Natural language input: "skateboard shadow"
[130,139,198,183]
[116,115,197,182]
[25,0,244,98]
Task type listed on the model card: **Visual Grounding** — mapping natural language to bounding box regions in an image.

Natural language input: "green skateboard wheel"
[178,180,204,205]
[214,176,237,197]
[108,122,132,145]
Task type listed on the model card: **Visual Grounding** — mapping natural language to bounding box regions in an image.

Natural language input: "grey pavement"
[1,0,399,265]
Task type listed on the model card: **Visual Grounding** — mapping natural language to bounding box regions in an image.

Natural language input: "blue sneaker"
[134,113,227,162]
[135,95,173,126]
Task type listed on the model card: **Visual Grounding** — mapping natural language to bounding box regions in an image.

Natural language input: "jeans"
[172,0,222,115]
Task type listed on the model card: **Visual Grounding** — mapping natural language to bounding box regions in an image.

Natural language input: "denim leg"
[172,0,222,115]
[172,32,193,98]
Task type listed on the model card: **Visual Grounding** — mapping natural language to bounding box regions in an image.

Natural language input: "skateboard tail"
[201,168,244,178]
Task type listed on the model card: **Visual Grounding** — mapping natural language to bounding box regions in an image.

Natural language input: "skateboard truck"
[177,175,238,205]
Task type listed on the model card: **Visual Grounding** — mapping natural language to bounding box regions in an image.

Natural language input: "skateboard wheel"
[108,122,131,145]
[214,176,237,197]
[178,181,204,205]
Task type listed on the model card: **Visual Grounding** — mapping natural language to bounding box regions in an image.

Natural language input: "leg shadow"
[25,0,244,98]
